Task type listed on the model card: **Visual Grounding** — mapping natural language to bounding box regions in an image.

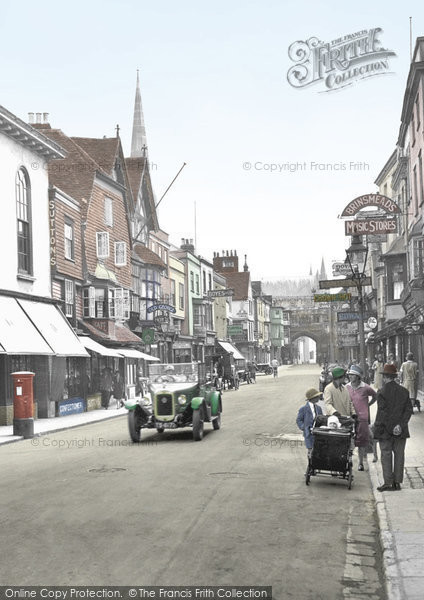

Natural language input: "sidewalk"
[0,400,127,445]
[369,402,424,600]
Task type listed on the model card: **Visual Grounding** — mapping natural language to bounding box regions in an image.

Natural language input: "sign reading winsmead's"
[341,194,400,236]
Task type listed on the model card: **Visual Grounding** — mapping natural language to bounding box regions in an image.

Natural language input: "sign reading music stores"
[345,218,397,236]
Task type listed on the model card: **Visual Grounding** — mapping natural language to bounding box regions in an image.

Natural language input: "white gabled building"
[0,108,88,425]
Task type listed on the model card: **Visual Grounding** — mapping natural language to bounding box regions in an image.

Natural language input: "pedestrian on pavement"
[113,370,125,408]
[372,352,385,389]
[324,366,356,418]
[100,366,113,409]
[296,388,323,458]
[373,363,413,492]
[271,357,278,377]
[346,364,377,471]
[388,352,400,371]
[400,352,420,412]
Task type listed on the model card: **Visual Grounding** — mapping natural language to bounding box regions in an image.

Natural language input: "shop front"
[0,295,89,425]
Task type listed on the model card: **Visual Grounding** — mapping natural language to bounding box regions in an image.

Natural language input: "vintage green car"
[125,362,222,442]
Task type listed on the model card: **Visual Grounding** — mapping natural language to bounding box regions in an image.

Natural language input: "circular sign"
[367,316,377,330]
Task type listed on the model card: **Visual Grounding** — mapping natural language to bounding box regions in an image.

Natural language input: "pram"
[305,414,356,489]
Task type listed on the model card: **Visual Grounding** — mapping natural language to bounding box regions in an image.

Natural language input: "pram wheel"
[347,464,353,490]
[305,462,312,485]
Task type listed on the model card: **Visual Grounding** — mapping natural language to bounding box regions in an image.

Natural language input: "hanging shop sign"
[147,304,176,314]
[337,311,375,322]
[341,194,401,217]
[344,218,397,236]
[314,293,352,302]
[319,277,372,289]
[332,262,357,276]
[141,328,155,344]
[207,289,234,298]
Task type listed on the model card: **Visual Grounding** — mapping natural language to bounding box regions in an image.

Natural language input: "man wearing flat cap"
[374,363,413,492]
[324,366,356,418]
[296,388,323,457]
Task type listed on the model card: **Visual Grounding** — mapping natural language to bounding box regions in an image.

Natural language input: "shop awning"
[18,299,89,357]
[114,348,160,361]
[77,336,122,357]
[0,297,54,355]
[217,341,245,361]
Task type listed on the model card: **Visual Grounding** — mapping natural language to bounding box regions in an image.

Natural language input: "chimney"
[28,113,34,124]
[36,113,42,124]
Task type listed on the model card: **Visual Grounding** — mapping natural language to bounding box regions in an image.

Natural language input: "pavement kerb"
[0,410,126,446]
[368,460,405,600]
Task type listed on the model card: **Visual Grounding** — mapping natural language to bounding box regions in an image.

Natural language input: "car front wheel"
[192,408,204,441]
[128,409,142,443]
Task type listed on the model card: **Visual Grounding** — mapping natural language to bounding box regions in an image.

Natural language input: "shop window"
[114,241,127,266]
[179,283,184,310]
[104,197,113,226]
[170,279,176,306]
[96,232,109,258]
[387,261,405,301]
[64,219,74,260]
[413,238,424,277]
[16,168,32,275]
[64,279,74,317]
[83,287,96,317]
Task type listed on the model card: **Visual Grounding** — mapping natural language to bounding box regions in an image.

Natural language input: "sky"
[2,0,424,281]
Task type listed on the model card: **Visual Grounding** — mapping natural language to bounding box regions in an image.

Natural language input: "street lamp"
[345,235,369,375]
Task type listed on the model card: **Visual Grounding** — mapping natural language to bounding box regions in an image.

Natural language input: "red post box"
[12,371,35,438]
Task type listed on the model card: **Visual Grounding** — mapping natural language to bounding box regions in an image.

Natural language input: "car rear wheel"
[193,408,204,441]
[128,409,142,443]
[212,411,221,430]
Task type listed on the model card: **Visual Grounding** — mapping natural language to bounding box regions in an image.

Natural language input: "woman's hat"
[347,364,363,377]
[332,366,346,379]
[380,363,398,376]
[305,388,322,400]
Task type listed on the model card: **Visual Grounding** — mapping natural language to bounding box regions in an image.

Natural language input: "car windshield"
[148,362,199,383]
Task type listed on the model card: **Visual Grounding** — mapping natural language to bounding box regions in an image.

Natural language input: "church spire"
[130,69,148,158]
[319,257,327,280]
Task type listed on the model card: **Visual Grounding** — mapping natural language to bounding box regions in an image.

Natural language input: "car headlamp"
[141,396,152,407]
[177,395,187,405]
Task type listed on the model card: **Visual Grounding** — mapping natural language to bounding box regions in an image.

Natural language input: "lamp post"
[346,235,369,375]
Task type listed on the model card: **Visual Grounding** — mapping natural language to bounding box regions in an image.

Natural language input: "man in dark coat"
[373,363,413,491]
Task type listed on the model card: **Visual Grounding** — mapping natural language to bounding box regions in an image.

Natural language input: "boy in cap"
[324,366,356,418]
[296,388,323,457]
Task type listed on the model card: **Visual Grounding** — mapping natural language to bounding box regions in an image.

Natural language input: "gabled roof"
[36,126,108,218]
[125,156,159,230]
[72,137,120,174]
[224,271,251,300]
[133,244,166,269]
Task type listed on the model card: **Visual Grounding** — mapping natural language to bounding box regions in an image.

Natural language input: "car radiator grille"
[156,394,173,416]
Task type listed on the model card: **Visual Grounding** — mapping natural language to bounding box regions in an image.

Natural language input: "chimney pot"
[36,113,42,124]
[43,112,49,123]
[28,113,34,124]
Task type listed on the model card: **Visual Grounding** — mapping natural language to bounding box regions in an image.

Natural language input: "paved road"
[0,365,385,599]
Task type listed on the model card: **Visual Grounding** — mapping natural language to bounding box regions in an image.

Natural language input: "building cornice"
[0,105,65,160]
